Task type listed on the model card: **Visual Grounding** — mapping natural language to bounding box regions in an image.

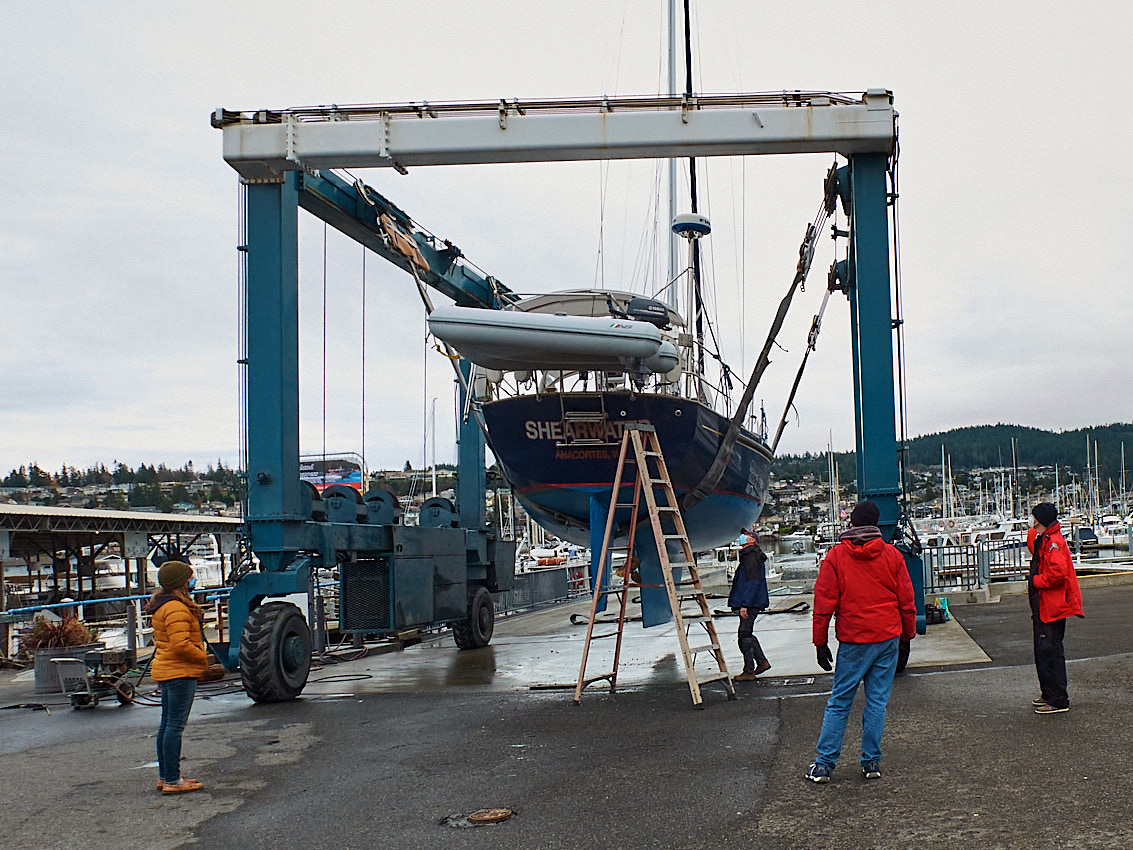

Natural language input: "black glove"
[816,644,833,671]
[895,639,911,674]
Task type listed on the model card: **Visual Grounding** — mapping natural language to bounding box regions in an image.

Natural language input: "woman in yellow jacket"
[146,561,208,794]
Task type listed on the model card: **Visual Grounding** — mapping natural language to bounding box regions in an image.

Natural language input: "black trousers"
[1033,615,1068,708]
[737,612,767,673]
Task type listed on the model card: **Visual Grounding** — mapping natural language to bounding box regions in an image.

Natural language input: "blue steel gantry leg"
[589,496,611,614]
[457,359,487,530]
[845,153,925,633]
[227,173,312,669]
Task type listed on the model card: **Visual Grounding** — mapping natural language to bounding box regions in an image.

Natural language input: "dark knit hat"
[849,500,881,528]
[158,560,193,591]
[1031,502,1058,527]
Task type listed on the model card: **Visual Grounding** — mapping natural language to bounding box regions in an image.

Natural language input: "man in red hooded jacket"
[1028,502,1084,714]
[805,500,916,783]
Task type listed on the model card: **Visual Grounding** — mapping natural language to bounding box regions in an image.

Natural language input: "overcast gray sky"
[2,1,1130,477]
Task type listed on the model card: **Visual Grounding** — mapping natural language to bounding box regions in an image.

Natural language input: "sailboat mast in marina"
[427,3,773,625]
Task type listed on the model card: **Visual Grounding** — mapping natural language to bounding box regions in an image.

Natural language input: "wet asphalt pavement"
[2,578,1132,850]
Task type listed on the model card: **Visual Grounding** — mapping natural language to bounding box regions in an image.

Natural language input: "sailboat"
[427,4,774,625]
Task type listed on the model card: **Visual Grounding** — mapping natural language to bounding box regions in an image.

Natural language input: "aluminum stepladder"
[573,423,736,707]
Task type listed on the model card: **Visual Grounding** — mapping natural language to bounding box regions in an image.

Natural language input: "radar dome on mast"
[671,212,711,238]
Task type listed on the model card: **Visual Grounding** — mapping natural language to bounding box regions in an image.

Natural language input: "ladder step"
[563,411,607,422]
[578,426,734,709]
[687,644,720,654]
[580,673,615,687]
[694,672,732,685]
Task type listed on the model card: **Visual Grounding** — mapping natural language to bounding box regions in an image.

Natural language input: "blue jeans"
[815,638,898,769]
[157,678,198,783]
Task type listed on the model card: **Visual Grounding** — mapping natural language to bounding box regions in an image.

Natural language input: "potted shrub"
[19,615,104,694]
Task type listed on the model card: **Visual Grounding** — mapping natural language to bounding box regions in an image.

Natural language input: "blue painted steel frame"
[846,153,925,633]
[245,176,305,571]
[234,173,507,668]
[457,360,486,529]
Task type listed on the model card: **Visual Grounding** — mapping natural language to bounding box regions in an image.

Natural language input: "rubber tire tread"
[239,601,312,703]
[452,586,494,649]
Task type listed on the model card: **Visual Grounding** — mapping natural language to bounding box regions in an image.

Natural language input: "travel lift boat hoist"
[213,89,925,702]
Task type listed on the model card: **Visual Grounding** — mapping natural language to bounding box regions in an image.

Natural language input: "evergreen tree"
[2,467,29,488]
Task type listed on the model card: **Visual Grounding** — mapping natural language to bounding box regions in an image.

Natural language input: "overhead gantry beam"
[214,90,896,180]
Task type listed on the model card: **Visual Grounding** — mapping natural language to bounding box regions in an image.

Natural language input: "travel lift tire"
[452,586,494,649]
[239,601,312,702]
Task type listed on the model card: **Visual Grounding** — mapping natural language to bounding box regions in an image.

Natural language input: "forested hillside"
[907,423,1133,477]
[775,422,1133,482]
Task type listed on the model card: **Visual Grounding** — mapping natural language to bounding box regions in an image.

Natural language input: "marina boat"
[429,7,776,625]
[431,284,773,630]
[432,289,774,549]
[1092,514,1130,548]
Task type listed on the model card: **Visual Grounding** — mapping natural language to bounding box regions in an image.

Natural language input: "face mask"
[187,578,197,592]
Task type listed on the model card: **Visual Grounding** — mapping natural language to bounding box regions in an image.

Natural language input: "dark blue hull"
[482,392,773,552]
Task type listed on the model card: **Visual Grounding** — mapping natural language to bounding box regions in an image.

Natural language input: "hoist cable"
[321,222,328,487]
[681,179,832,510]
[770,288,833,453]
[360,245,367,483]
[236,182,249,518]
[405,263,498,456]
[889,136,916,541]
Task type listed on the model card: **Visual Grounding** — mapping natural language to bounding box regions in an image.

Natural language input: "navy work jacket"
[728,546,770,611]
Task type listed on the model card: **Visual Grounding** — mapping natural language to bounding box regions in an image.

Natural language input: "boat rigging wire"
[681,171,834,511]
[683,0,707,392]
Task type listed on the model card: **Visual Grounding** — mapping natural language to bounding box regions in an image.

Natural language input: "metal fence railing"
[496,564,591,615]
[922,545,981,593]
[921,540,1032,592]
[981,540,1030,583]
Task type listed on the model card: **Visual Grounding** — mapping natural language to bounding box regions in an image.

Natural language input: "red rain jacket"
[1028,522,1084,623]
[813,534,917,645]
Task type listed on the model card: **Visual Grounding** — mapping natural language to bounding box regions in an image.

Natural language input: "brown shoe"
[1034,703,1069,715]
[162,778,204,794]
[157,780,165,792]
[734,671,758,681]
[1031,696,1047,707]
[755,660,772,676]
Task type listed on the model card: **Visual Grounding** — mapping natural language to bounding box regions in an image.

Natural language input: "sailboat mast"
[666,0,679,303]
[1122,442,1127,515]
[683,0,706,394]
[940,445,947,519]
[1084,434,1091,520]
[828,432,837,528]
